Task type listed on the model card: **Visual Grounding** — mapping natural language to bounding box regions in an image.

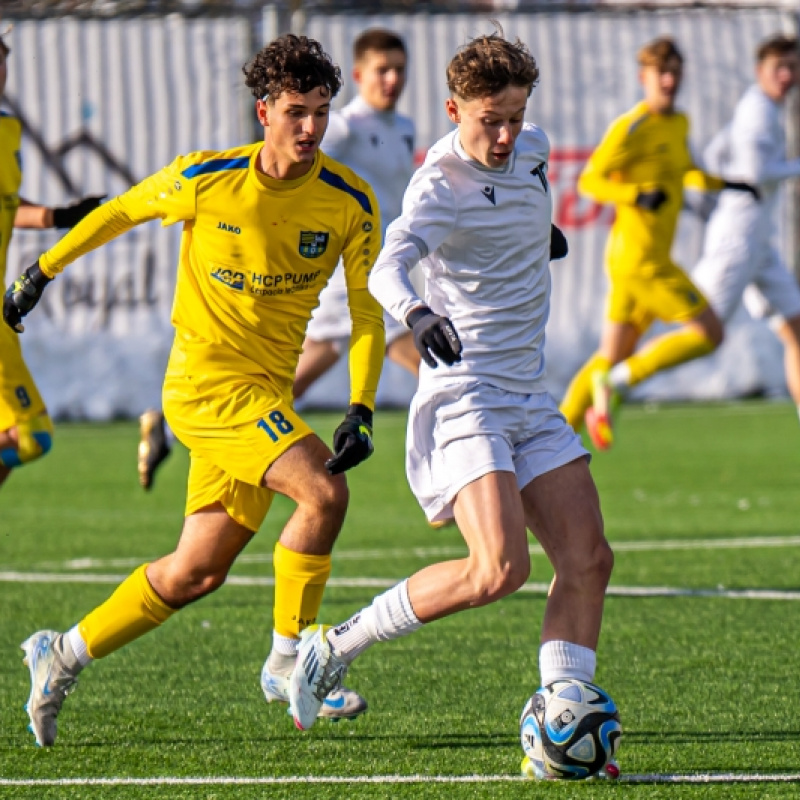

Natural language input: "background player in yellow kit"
[0,28,102,490]
[4,34,385,747]
[560,37,757,450]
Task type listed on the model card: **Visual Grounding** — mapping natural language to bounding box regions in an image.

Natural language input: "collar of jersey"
[249,148,322,194]
[453,132,515,174]
[349,94,397,123]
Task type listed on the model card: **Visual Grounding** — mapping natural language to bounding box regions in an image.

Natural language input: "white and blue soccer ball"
[520,679,621,780]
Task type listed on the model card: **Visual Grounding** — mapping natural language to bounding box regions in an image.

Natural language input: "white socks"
[608,362,631,393]
[325,579,423,664]
[539,640,596,687]
[271,630,299,657]
[67,625,93,667]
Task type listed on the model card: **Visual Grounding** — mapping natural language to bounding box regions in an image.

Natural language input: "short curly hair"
[447,32,539,101]
[243,34,342,102]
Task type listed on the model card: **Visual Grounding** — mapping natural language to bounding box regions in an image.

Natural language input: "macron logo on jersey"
[211,267,245,291]
[481,185,496,206]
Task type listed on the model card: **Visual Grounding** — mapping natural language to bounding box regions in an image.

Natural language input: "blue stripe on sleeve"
[181,156,250,179]
[319,167,373,215]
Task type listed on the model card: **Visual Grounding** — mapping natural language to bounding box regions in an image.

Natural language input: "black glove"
[407,307,462,369]
[635,188,668,211]
[52,195,105,229]
[325,403,374,475]
[723,180,760,201]
[3,261,52,333]
[550,223,568,260]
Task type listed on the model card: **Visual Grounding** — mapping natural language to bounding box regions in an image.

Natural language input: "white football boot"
[261,648,366,722]
[288,625,351,730]
[21,630,82,746]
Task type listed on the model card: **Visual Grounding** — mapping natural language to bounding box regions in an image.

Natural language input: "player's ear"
[445,97,460,124]
[352,63,362,84]
[256,99,270,128]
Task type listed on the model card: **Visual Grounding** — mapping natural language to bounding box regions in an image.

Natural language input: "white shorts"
[306,265,409,347]
[406,380,589,524]
[693,241,800,326]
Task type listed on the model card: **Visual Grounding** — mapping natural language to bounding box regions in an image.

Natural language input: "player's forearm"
[347,288,386,410]
[683,169,725,193]
[577,169,639,206]
[757,156,800,185]
[15,200,53,229]
[38,198,139,277]
[368,232,426,325]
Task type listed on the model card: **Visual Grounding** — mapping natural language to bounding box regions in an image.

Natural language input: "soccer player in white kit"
[293,28,419,399]
[693,34,800,416]
[288,32,618,777]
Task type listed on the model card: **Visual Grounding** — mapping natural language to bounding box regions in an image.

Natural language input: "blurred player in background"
[293,28,419,401]
[560,37,757,450]
[694,34,800,420]
[6,34,384,746]
[0,25,102,490]
[287,33,617,780]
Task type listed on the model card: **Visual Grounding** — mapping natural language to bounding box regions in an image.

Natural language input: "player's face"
[757,52,799,103]
[355,48,407,112]
[257,86,331,178]
[640,57,683,113]
[446,86,528,170]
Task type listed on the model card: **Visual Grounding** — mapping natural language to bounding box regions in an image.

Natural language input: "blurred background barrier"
[3,2,799,418]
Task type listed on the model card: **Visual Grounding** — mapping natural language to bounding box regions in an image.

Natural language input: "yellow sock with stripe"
[272,542,332,639]
[78,564,176,659]
[560,354,611,430]
[624,328,716,386]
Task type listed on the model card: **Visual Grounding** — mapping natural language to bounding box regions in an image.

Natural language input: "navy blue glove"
[407,307,462,369]
[635,189,668,211]
[550,223,568,260]
[3,261,51,333]
[52,195,105,229]
[325,403,374,475]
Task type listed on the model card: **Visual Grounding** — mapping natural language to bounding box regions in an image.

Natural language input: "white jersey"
[369,123,553,394]
[307,96,416,343]
[704,84,800,242]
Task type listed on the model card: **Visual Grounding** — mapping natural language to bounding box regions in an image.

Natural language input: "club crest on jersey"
[299,231,329,259]
[481,185,496,206]
[210,267,245,291]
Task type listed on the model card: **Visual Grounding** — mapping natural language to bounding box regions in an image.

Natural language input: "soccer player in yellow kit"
[5,35,385,747]
[0,29,102,490]
[560,37,756,450]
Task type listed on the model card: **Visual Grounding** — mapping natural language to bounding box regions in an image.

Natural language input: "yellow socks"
[272,542,332,639]
[625,328,716,386]
[560,354,611,430]
[78,564,176,659]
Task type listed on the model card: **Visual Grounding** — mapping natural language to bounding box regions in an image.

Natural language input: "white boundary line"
[27,534,800,571]
[2,571,800,600]
[2,773,800,786]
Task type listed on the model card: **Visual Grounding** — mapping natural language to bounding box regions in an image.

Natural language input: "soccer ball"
[519,679,621,780]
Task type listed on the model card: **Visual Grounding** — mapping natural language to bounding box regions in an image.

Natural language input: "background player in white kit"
[293,28,420,400]
[287,32,617,777]
[694,34,800,419]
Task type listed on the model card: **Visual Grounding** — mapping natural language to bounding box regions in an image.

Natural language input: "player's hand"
[723,180,760,201]
[3,261,52,333]
[635,189,668,211]
[550,223,568,261]
[325,404,374,475]
[52,195,105,229]
[407,307,462,369]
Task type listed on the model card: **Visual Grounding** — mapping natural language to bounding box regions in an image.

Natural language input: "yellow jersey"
[0,112,22,285]
[579,101,723,271]
[39,142,385,408]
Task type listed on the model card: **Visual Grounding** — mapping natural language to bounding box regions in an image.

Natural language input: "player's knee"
[0,416,54,469]
[565,539,614,592]
[467,556,531,606]
[305,472,349,521]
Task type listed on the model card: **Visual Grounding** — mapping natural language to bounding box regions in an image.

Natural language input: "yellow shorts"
[606,258,708,332]
[163,365,313,532]
[0,325,47,431]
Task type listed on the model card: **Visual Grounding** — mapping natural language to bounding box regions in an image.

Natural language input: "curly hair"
[447,31,539,101]
[243,34,342,102]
